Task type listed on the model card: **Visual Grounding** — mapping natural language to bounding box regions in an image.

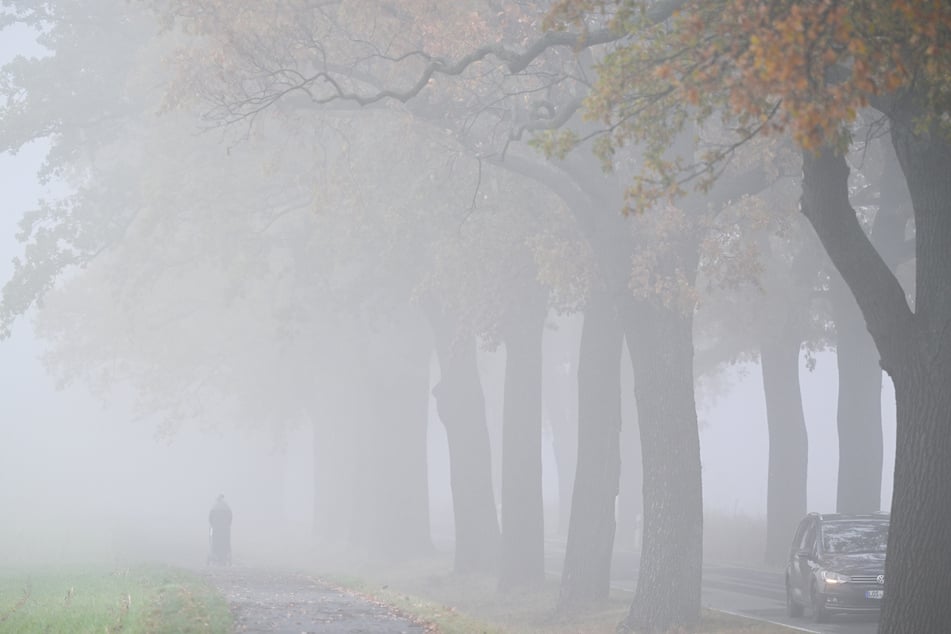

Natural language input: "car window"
[790,520,808,557]
[820,520,889,554]
[800,520,817,553]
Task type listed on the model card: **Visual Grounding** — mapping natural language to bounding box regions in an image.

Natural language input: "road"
[702,564,878,634]
[547,546,880,634]
[203,567,429,634]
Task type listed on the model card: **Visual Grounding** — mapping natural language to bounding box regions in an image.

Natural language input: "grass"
[317,556,798,634]
[0,564,231,634]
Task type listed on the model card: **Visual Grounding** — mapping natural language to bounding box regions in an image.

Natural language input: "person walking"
[208,494,233,565]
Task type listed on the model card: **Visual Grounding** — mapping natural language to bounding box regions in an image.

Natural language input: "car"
[784,512,888,623]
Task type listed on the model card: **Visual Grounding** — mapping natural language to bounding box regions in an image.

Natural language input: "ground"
[202,567,432,634]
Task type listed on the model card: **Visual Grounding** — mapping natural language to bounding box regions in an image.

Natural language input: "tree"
[0,1,454,560]
[549,1,951,630]
[147,0,609,592]
[9,1,910,630]
[541,311,582,539]
[427,302,500,573]
[539,133,776,625]
[144,2,806,622]
[689,142,825,567]
[3,0,600,584]
[824,132,916,518]
[560,284,622,607]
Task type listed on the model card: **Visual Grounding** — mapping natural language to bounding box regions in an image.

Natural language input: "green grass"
[0,564,231,634]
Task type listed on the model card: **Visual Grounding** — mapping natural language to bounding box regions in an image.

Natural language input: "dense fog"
[2,3,945,632]
[0,325,900,569]
[0,232,898,567]
[0,4,897,568]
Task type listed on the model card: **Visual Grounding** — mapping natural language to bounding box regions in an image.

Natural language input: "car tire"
[786,578,804,617]
[811,584,829,623]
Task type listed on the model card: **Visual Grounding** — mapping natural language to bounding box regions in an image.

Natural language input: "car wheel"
[786,577,804,617]
[811,584,829,623]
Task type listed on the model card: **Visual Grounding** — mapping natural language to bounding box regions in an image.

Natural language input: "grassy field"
[0,564,231,634]
[319,557,798,634]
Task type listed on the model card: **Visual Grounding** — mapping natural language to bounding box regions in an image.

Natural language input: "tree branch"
[800,146,914,371]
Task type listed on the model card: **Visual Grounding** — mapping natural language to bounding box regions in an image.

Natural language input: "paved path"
[202,567,431,634]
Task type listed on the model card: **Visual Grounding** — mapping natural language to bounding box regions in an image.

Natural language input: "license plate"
[866,590,884,599]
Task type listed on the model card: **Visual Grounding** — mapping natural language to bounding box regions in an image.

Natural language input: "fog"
[0,328,897,568]
[0,6,914,628]
[1,242,896,567]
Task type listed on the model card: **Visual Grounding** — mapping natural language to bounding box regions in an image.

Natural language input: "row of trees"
[1,1,946,632]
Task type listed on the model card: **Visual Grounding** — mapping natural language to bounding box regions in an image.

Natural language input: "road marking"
[602,578,821,634]
[547,544,828,634]
[708,607,822,634]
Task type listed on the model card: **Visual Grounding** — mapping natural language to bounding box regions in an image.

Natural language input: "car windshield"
[821,520,889,554]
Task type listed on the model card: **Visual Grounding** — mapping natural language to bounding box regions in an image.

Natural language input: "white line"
[602,579,820,634]
[548,548,820,634]
[706,607,822,634]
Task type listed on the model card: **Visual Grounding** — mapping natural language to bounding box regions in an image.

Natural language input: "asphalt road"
[547,546,880,634]
[698,564,879,634]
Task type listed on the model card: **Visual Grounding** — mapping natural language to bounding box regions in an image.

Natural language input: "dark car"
[785,512,888,622]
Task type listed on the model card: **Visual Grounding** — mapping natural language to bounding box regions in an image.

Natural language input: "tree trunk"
[545,383,576,538]
[428,307,500,574]
[877,121,951,634]
[829,132,911,516]
[828,135,915,515]
[619,299,703,632]
[880,362,951,633]
[558,289,623,609]
[348,318,433,561]
[542,312,581,538]
[615,346,643,553]
[830,273,883,514]
[760,323,809,566]
[498,292,548,590]
[801,129,951,633]
[365,342,432,560]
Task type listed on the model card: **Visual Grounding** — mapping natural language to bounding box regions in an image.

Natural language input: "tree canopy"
[546,0,951,199]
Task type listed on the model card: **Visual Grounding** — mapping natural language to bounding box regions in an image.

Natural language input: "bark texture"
[619,298,703,633]
[879,119,951,634]
[558,289,623,608]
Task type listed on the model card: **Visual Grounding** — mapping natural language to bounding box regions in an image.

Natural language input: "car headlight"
[821,570,851,584]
